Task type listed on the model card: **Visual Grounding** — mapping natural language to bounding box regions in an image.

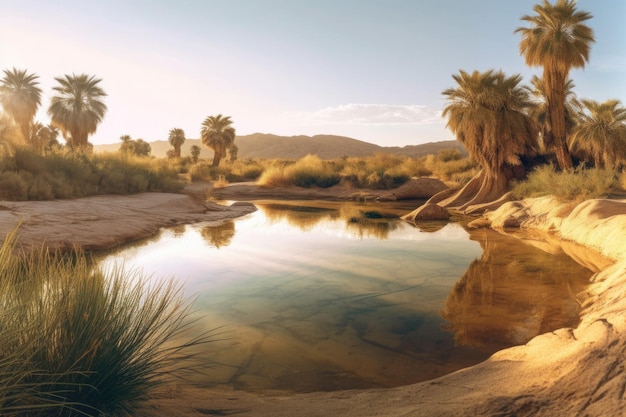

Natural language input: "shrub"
[286,155,340,188]
[257,165,293,187]
[0,229,213,416]
[512,165,621,201]
[0,148,183,200]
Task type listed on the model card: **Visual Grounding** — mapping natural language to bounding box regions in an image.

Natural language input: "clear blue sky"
[1,0,624,146]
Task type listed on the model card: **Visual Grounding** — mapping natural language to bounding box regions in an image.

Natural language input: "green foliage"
[0,147,182,200]
[0,229,214,416]
[512,165,622,202]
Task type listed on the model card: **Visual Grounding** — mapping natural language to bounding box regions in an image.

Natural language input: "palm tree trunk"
[546,69,574,171]
[426,170,510,214]
[211,152,221,167]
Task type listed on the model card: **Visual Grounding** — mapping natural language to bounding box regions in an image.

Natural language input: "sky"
[1,0,625,147]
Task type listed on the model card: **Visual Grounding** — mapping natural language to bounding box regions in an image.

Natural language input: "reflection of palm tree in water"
[441,229,591,352]
[201,221,236,248]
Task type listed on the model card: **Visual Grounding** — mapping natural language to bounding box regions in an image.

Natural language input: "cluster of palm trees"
[0,64,237,167]
[0,69,107,152]
[438,0,626,210]
[166,115,236,166]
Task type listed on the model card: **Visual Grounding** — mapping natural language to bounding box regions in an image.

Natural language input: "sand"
[1,191,624,416]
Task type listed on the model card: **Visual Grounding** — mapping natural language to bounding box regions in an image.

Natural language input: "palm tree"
[168,128,186,158]
[28,122,53,153]
[569,99,626,168]
[190,145,201,163]
[431,69,538,211]
[526,75,581,153]
[48,74,107,150]
[516,0,594,171]
[200,114,235,167]
[0,68,42,142]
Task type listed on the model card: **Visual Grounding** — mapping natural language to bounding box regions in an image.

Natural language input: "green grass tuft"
[0,229,215,416]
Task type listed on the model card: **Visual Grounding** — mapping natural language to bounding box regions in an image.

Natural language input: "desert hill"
[93,133,465,160]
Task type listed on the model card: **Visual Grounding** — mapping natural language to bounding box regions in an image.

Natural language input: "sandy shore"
[0,192,256,251]
[1,191,624,416]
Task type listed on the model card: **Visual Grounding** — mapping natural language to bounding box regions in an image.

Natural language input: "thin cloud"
[591,54,626,72]
[293,104,443,125]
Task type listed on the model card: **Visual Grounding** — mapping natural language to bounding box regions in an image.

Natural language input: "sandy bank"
[142,196,626,417]
[0,192,256,252]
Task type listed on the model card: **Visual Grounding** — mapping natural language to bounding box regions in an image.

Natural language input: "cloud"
[591,54,626,72]
[292,104,443,126]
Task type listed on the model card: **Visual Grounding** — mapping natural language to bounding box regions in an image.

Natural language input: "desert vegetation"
[0,229,213,416]
[433,0,626,210]
[0,146,181,200]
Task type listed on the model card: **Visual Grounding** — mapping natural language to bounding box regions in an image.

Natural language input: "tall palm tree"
[0,68,42,142]
[569,99,626,168]
[434,69,538,211]
[48,74,107,150]
[526,75,581,153]
[200,114,235,167]
[168,128,186,158]
[516,0,594,171]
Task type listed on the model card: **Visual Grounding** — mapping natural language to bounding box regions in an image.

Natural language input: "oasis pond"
[100,200,591,393]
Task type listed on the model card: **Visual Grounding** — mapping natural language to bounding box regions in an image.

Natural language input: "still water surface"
[100,200,591,392]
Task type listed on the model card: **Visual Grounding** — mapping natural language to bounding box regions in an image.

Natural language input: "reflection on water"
[442,228,592,350]
[99,200,592,393]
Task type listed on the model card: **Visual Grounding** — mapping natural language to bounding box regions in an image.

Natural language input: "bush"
[287,155,341,188]
[0,229,213,416]
[0,148,183,200]
[257,165,294,187]
[512,165,621,201]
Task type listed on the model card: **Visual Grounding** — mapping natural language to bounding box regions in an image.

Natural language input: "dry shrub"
[512,165,621,201]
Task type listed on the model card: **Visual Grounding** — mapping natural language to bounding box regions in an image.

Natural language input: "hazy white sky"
[1,0,625,147]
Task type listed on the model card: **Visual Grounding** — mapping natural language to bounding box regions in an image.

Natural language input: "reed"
[0,229,215,416]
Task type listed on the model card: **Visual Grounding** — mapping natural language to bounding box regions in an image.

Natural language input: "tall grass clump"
[512,165,622,201]
[340,153,411,189]
[0,230,213,416]
[258,155,340,188]
[0,147,183,200]
[423,149,477,185]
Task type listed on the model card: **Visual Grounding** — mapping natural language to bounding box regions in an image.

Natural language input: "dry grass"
[0,147,182,200]
[512,165,623,201]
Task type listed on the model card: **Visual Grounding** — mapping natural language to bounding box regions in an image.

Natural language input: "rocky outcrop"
[402,203,450,221]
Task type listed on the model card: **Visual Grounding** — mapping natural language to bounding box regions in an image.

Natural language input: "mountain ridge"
[93,133,465,160]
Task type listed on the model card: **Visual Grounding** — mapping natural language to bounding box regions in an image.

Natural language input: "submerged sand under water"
[102,200,593,394]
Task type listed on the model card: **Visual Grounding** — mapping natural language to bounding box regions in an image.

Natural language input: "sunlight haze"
[1,0,624,147]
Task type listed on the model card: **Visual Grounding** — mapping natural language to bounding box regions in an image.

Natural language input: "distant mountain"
[93,133,465,160]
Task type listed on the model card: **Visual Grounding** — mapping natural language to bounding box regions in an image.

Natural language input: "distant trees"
[119,134,151,157]
[0,68,42,142]
[28,122,59,153]
[516,0,595,170]
[201,114,235,166]
[48,74,107,150]
[190,145,201,163]
[168,128,185,158]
